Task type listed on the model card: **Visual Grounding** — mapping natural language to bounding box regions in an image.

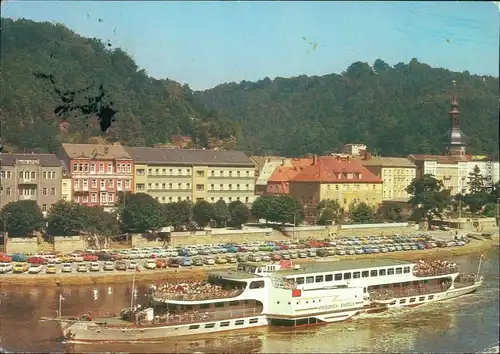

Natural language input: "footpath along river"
[0,249,498,353]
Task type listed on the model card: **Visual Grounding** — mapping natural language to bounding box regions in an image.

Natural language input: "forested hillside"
[0,18,242,153]
[197,59,499,157]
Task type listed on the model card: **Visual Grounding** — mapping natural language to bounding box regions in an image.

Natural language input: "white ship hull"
[54,315,268,343]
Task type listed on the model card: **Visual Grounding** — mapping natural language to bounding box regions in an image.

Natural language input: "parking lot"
[0,232,473,277]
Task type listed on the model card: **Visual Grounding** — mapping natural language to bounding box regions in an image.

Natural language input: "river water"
[1,249,498,353]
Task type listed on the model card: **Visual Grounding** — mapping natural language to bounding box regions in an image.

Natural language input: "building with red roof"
[266,157,313,195]
[289,155,383,221]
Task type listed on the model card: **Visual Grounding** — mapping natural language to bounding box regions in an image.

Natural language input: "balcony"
[18,178,36,184]
[20,195,35,200]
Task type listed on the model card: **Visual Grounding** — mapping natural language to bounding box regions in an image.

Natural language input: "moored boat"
[41,256,484,343]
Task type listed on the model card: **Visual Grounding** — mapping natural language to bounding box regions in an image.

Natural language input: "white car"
[44,255,62,264]
[204,257,215,266]
[128,260,138,270]
[61,263,73,273]
[77,263,88,272]
[89,262,100,272]
[103,261,114,271]
[28,264,43,274]
[144,260,156,270]
[70,254,84,262]
[0,263,13,273]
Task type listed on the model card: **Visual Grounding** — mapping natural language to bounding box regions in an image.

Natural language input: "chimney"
[363,149,369,160]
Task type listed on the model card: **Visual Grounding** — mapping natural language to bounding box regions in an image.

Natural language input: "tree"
[316,199,344,224]
[163,201,193,231]
[251,195,304,224]
[348,202,378,224]
[228,201,250,228]
[467,165,485,194]
[192,200,214,229]
[0,200,44,237]
[121,193,163,233]
[406,174,451,224]
[213,199,230,228]
[47,201,89,236]
[463,192,490,214]
[251,195,276,221]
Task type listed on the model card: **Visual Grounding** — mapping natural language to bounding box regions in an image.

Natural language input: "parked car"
[61,263,73,273]
[215,256,227,264]
[0,253,12,263]
[11,254,28,262]
[27,256,48,265]
[13,263,29,273]
[127,260,138,270]
[0,263,13,273]
[192,258,204,266]
[144,260,157,270]
[28,263,43,274]
[77,263,88,272]
[70,253,84,262]
[204,257,215,266]
[89,262,100,272]
[155,258,168,268]
[169,258,181,268]
[82,253,99,262]
[46,264,57,274]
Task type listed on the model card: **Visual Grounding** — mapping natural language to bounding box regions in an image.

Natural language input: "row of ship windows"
[188,318,259,330]
[72,163,132,174]
[290,267,412,284]
[0,187,56,196]
[141,169,253,178]
[0,171,58,179]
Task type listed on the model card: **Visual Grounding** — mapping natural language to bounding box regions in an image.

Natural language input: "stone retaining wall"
[6,237,38,254]
[53,236,87,253]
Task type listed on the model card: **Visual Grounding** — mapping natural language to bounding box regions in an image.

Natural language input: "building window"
[100,192,107,203]
[210,184,214,190]
[137,169,145,176]
[82,196,88,203]
[162,183,166,189]
[6,188,11,196]
[178,183,182,189]
[178,197,182,201]
[196,171,204,177]
[51,171,56,179]
[148,168,152,175]
[168,183,172,189]
[245,197,249,203]
[211,170,215,176]
[196,184,204,191]
[43,171,47,179]
[30,171,36,179]
[126,164,131,173]
[91,193,97,202]
[42,188,48,196]
[91,179,97,188]
[42,204,47,212]
[178,169,182,175]
[125,180,131,189]
[220,184,223,190]
[100,180,105,189]
[107,193,114,202]
[83,164,89,173]
[155,183,159,190]
[228,184,232,190]
[117,180,122,189]
[108,179,114,188]
[117,163,121,173]
[72,163,78,172]
[99,163,104,173]
[168,197,173,202]
[107,164,112,173]
[136,183,145,190]
[90,164,95,173]
[51,188,56,195]
[74,179,79,188]
[211,197,215,202]
[73,196,79,202]
[228,171,232,177]
[236,184,240,190]
[187,183,191,189]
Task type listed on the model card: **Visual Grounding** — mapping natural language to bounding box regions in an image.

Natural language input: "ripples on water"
[0,250,498,353]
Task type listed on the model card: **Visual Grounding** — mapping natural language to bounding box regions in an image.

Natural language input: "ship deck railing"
[370,284,450,300]
[152,289,245,301]
[413,268,458,277]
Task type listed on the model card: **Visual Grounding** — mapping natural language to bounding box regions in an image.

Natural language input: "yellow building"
[125,147,256,205]
[289,156,383,222]
[358,157,416,201]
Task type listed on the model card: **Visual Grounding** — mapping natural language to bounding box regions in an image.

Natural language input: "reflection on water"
[0,249,498,353]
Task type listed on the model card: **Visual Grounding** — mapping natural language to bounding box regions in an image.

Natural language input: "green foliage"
[0,200,44,237]
[198,59,499,157]
[316,199,344,224]
[228,201,250,228]
[348,202,379,224]
[482,203,498,218]
[463,192,490,213]
[121,193,163,233]
[192,200,214,229]
[213,200,230,228]
[163,201,193,231]
[0,18,243,152]
[406,174,451,224]
[467,165,485,194]
[252,195,304,224]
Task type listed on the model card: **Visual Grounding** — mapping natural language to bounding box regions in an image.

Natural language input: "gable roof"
[291,156,382,183]
[0,153,62,167]
[268,158,314,183]
[407,154,467,165]
[60,143,132,160]
[359,157,416,168]
[125,147,254,167]
[250,156,282,171]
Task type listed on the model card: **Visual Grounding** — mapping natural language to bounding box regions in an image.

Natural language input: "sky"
[2,1,499,90]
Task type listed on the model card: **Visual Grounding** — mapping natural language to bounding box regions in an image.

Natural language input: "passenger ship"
[42,257,483,343]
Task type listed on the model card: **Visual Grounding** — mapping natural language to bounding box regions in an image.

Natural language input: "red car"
[27,256,48,265]
[82,253,99,262]
[0,253,12,263]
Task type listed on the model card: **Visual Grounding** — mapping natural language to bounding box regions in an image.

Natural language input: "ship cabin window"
[189,325,200,330]
[400,299,406,304]
[249,318,259,324]
[249,280,265,289]
[334,274,342,281]
[379,269,387,276]
[363,287,367,293]
[362,271,369,278]
[315,275,324,283]
[215,303,225,308]
[205,323,216,328]
[395,267,403,274]
[423,280,429,284]
[370,270,378,277]
[353,272,361,279]
[409,298,416,303]
[296,277,304,285]
[428,295,434,300]
[403,267,410,273]
[419,296,425,301]
[200,303,210,309]
[220,321,230,327]
[325,274,333,282]
[387,268,395,275]
[229,301,239,306]
[235,320,245,326]
[343,273,352,280]
[306,276,314,284]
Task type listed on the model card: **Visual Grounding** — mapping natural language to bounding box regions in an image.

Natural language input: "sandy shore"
[1,238,498,288]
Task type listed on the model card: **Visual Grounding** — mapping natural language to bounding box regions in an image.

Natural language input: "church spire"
[446,94,468,158]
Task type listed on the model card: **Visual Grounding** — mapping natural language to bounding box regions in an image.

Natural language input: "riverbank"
[1,238,498,287]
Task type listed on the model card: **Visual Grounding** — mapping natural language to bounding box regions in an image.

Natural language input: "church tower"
[446,95,468,158]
